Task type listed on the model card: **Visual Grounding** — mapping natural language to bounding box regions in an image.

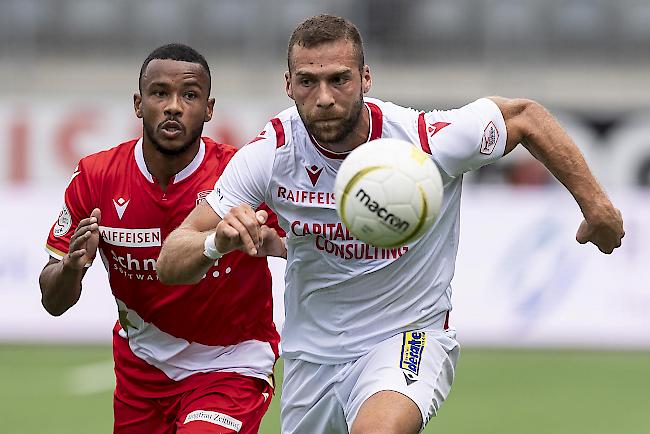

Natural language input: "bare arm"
[490,97,624,253]
[157,201,284,285]
[39,208,100,316]
[156,202,221,285]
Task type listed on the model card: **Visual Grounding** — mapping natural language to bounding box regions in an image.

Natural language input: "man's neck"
[142,139,200,191]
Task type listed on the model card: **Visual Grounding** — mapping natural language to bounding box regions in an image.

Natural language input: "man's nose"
[164,94,183,116]
[316,82,335,109]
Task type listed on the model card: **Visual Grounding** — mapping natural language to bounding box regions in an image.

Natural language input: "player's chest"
[271,147,340,212]
[95,175,216,253]
[270,174,350,245]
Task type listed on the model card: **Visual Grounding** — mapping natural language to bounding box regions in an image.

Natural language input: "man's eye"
[185,92,197,100]
[153,91,166,97]
[300,79,312,87]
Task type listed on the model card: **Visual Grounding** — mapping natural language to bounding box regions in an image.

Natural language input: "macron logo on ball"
[355,188,410,233]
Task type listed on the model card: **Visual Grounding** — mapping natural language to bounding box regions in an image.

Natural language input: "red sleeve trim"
[271,118,285,148]
[366,102,383,140]
[418,112,431,154]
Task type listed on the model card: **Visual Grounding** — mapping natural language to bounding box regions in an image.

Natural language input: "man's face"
[286,39,371,146]
[134,59,214,155]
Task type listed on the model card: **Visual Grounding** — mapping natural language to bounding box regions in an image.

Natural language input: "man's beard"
[144,120,203,156]
[300,93,364,146]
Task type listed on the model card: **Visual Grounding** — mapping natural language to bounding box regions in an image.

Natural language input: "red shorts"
[112,324,274,433]
[114,371,272,434]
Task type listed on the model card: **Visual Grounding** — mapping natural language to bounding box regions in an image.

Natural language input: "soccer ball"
[334,138,444,248]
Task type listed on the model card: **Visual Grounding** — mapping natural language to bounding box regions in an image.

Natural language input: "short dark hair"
[139,43,211,93]
[287,14,365,73]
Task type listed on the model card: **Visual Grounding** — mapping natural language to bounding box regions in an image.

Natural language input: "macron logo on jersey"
[305,165,324,187]
[113,197,130,219]
[428,121,451,137]
[248,129,267,144]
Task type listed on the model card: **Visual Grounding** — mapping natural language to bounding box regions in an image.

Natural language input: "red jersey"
[46,138,280,394]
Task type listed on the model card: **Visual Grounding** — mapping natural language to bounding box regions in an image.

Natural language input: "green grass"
[1,346,649,434]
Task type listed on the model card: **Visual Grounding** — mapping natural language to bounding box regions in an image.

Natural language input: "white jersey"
[206,97,507,364]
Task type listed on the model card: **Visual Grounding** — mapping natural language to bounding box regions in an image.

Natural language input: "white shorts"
[280,328,460,434]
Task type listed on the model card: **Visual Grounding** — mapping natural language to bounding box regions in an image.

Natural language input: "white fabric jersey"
[206,97,507,364]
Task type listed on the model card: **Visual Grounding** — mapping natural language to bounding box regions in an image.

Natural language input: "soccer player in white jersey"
[157,15,625,434]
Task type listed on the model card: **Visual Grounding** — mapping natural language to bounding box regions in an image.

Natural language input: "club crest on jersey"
[305,165,323,187]
[196,190,213,206]
[400,331,426,385]
[480,121,499,155]
[53,203,72,237]
[113,197,130,220]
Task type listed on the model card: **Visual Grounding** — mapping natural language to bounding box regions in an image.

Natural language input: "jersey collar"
[134,138,206,184]
[309,102,383,160]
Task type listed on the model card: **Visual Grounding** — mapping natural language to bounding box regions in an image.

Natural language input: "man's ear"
[134,92,143,118]
[285,71,294,100]
[361,65,372,94]
[205,97,215,122]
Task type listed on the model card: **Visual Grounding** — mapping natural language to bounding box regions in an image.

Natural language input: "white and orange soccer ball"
[334,138,444,248]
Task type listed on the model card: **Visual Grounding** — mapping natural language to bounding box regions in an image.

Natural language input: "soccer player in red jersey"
[39,43,285,434]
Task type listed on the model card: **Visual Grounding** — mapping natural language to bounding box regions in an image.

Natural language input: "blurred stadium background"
[1,1,649,433]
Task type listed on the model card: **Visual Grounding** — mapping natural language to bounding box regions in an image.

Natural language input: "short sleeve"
[45,160,95,260]
[205,127,275,218]
[423,98,507,177]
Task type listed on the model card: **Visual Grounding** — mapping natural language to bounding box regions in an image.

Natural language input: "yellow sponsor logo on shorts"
[400,331,426,383]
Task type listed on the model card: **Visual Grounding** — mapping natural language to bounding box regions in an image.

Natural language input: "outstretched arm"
[157,201,280,285]
[39,208,101,316]
[490,97,624,253]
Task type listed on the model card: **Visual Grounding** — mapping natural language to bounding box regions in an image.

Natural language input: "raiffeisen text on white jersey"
[277,185,336,205]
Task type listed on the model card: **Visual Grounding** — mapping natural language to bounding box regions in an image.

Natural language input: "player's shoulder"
[202,136,238,158]
[240,106,299,153]
[366,96,499,122]
[274,105,300,124]
[78,139,138,174]
[425,98,502,120]
[365,97,421,123]
[271,105,300,147]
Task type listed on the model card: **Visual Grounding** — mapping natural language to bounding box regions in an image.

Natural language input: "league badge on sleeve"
[53,204,73,237]
[480,121,499,155]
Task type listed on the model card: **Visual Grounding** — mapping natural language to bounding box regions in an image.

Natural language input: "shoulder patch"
[480,121,499,155]
[53,204,73,237]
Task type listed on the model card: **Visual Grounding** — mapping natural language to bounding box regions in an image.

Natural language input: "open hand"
[64,208,101,269]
